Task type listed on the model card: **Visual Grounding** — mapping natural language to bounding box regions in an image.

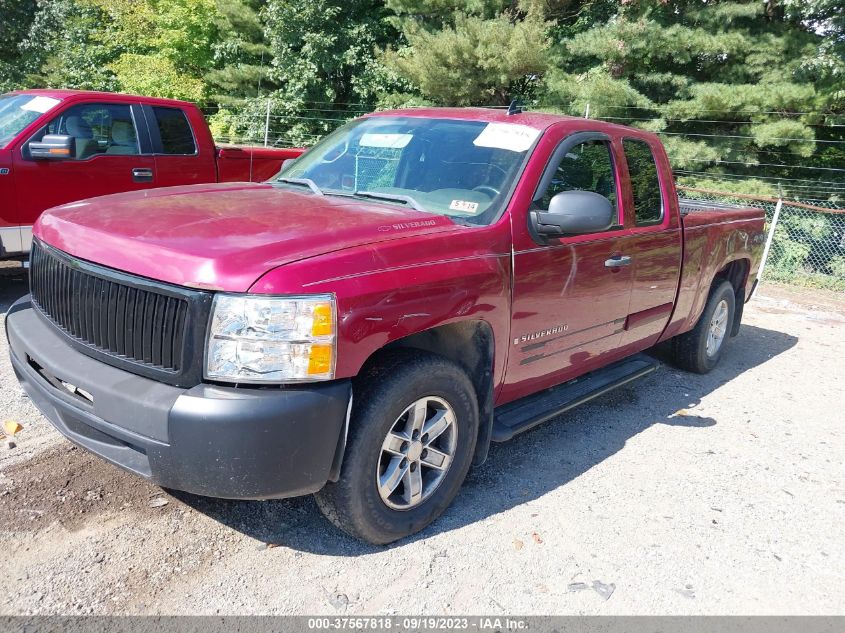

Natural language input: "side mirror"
[29,134,74,160]
[280,157,297,171]
[530,190,614,237]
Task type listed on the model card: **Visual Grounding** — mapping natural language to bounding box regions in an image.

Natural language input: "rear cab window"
[152,107,196,155]
[623,138,663,226]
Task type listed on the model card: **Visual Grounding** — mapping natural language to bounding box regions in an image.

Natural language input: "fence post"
[753,196,783,298]
[263,99,271,147]
[584,102,590,119]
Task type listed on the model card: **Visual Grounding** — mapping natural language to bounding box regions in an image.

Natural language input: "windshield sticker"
[20,96,61,114]
[449,199,479,213]
[359,133,413,149]
[473,123,540,153]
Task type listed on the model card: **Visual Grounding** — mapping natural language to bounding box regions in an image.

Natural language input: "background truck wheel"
[315,351,479,545]
[672,280,736,374]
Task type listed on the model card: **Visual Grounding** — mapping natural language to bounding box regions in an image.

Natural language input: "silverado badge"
[514,325,568,345]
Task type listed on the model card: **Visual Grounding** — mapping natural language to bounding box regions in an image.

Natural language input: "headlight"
[205,294,336,383]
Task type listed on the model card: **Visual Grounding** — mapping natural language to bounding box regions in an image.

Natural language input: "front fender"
[248,224,514,385]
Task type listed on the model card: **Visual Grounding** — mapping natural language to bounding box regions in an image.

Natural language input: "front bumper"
[6,296,351,500]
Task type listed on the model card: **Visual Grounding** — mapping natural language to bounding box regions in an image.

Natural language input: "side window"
[540,140,618,224]
[44,103,139,160]
[623,139,663,225]
[153,107,196,155]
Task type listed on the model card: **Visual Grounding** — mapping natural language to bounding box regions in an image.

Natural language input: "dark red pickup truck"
[6,107,765,543]
[0,89,302,257]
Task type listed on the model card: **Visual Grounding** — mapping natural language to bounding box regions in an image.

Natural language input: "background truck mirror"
[530,190,614,237]
[28,134,75,160]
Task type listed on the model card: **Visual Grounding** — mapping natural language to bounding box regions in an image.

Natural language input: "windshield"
[0,94,62,149]
[274,116,541,225]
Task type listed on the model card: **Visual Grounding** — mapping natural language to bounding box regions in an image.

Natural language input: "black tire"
[672,280,736,374]
[314,351,479,544]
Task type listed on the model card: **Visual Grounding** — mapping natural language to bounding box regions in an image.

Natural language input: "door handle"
[605,255,632,268]
[132,168,154,183]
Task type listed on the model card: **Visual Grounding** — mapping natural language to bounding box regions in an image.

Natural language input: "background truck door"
[142,105,217,187]
[13,101,155,220]
[501,131,634,404]
[616,137,683,352]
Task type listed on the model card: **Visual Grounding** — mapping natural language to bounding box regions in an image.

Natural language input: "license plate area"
[27,355,95,406]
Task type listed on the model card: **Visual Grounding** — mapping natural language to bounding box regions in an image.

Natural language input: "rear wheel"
[315,352,478,544]
[672,280,736,374]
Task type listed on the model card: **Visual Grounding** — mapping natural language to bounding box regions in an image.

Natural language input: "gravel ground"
[1,271,843,616]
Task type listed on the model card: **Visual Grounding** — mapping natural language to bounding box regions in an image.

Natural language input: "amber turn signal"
[311,303,334,337]
[307,344,334,376]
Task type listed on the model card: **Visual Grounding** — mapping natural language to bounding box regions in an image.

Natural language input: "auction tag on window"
[449,199,479,213]
[473,123,540,153]
[360,133,413,148]
[20,96,61,114]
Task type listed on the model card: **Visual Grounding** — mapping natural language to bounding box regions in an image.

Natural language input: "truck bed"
[216,145,305,183]
[657,197,766,344]
[678,197,765,228]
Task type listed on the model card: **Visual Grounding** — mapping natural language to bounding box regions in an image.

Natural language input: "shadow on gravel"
[174,322,798,554]
[0,274,28,314]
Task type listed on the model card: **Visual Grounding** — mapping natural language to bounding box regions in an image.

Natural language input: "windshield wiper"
[351,191,425,212]
[276,177,323,196]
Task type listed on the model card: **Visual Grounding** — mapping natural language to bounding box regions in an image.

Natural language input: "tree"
[19,0,220,101]
[20,0,118,92]
[540,0,844,197]
[205,0,277,105]
[382,1,553,106]
[212,0,396,146]
[2,0,842,204]
[103,0,221,101]
[0,0,38,92]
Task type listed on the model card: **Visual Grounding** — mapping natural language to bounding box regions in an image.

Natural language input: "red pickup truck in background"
[0,89,303,257]
[7,107,765,544]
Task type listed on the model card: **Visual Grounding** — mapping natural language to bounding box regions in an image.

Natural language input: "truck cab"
[0,90,301,258]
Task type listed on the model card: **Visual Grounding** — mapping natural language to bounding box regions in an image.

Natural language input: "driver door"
[13,101,155,223]
[500,131,634,403]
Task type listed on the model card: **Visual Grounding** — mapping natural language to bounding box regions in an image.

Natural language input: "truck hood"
[35,182,463,292]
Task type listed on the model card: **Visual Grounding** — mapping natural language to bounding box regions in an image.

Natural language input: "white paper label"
[449,199,479,213]
[360,133,413,149]
[20,96,61,114]
[473,123,540,153]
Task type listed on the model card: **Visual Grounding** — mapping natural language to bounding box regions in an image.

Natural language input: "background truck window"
[623,139,663,225]
[0,94,61,148]
[43,103,139,160]
[153,107,196,155]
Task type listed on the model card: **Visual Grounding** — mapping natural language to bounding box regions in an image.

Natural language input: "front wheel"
[671,280,736,374]
[315,352,478,544]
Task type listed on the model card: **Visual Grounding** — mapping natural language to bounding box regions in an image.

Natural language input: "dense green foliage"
[205,0,277,104]
[0,0,37,92]
[1,0,842,199]
[209,0,396,145]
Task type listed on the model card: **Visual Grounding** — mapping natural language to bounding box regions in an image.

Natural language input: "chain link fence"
[678,187,845,292]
